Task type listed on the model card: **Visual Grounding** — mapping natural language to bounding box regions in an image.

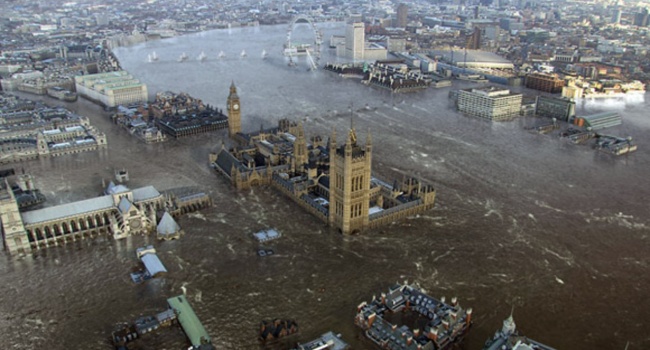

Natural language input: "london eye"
[284,15,323,70]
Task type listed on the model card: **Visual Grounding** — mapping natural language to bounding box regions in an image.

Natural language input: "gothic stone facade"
[210,83,436,234]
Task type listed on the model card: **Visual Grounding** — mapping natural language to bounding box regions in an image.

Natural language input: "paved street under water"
[0,22,649,349]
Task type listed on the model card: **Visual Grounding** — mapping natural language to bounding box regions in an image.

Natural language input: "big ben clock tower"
[227,81,241,137]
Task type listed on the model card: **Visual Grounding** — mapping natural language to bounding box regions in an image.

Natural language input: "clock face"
[233,103,239,110]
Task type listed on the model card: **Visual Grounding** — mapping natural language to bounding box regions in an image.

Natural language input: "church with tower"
[210,82,436,234]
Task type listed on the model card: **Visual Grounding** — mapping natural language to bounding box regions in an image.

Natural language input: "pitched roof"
[167,295,211,347]
[21,195,114,225]
[132,186,161,201]
[140,252,167,277]
[118,196,133,214]
[157,212,180,236]
[214,149,243,176]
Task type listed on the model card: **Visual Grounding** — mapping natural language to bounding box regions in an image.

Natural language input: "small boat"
[178,52,188,62]
[261,49,268,59]
[151,51,159,61]
[198,51,207,62]
[218,50,226,59]
[240,49,247,58]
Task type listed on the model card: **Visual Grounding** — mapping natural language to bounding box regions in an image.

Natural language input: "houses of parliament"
[210,82,436,234]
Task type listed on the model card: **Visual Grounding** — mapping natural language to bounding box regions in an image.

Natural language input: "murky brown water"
[1,23,649,350]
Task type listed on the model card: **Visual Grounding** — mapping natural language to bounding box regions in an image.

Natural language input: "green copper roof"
[167,295,211,346]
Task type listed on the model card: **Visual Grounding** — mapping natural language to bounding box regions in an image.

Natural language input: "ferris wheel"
[284,15,322,70]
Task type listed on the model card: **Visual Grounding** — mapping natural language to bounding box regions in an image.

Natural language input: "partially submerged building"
[157,212,183,240]
[131,245,167,283]
[455,86,522,121]
[1,180,207,254]
[572,111,622,130]
[355,283,472,350]
[295,331,349,350]
[0,100,107,164]
[75,70,148,107]
[535,96,576,122]
[483,314,557,350]
[167,295,214,349]
[210,83,436,234]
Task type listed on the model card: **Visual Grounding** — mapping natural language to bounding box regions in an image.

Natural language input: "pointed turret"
[365,128,372,153]
[229,80,238,96]
[328,127,337,152]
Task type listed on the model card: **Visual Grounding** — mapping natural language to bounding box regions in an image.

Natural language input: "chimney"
[427,328,438,341]
[392,324,397,331]
[450,311,457,322]
[413,329,420,337]
[440,296,446,304]
[442,320,449,330]
[466,308,473,325]
[407,336,413,345]
[451,296,458,306]
[357,301,367,311]
[381,293,386,305]
[368,313,376,328]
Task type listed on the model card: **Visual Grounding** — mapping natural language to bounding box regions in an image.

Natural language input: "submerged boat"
[151,51,159,61]
[261,49,268,59]
[198,51,207,62]
[178,52,188,62]
[240,49,247,58]
[218,50,226,59]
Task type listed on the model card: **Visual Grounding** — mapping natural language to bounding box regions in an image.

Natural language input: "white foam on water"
[188,212,207,221]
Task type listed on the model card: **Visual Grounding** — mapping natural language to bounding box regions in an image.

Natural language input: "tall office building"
[611,9,622,25]
[456,86,522,121]
[396,3,408,27]
[345,21,365,61]
[634,7,649,26]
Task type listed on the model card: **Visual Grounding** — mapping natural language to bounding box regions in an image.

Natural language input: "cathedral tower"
[227,81,241,137]
[328,126,372,234]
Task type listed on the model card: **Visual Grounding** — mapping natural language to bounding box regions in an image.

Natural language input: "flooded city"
[1,22,649,350]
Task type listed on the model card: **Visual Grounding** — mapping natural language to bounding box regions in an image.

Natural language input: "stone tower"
[293,122,308,173]
[227,81,241,137]
[0,178,29,254]
[328,126,372,234]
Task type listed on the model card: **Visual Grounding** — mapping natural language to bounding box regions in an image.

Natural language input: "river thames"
[0,22,649,350]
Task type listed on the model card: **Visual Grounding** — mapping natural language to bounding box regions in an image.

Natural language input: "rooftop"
[167,295,211,347]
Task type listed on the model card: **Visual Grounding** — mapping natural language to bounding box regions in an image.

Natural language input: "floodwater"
[1,22,649,350]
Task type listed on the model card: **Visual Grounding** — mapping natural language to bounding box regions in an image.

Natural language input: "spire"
[229,80,237,95]
[329,127,336,149]
[366,128,372,146]
[297,121,305,138]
